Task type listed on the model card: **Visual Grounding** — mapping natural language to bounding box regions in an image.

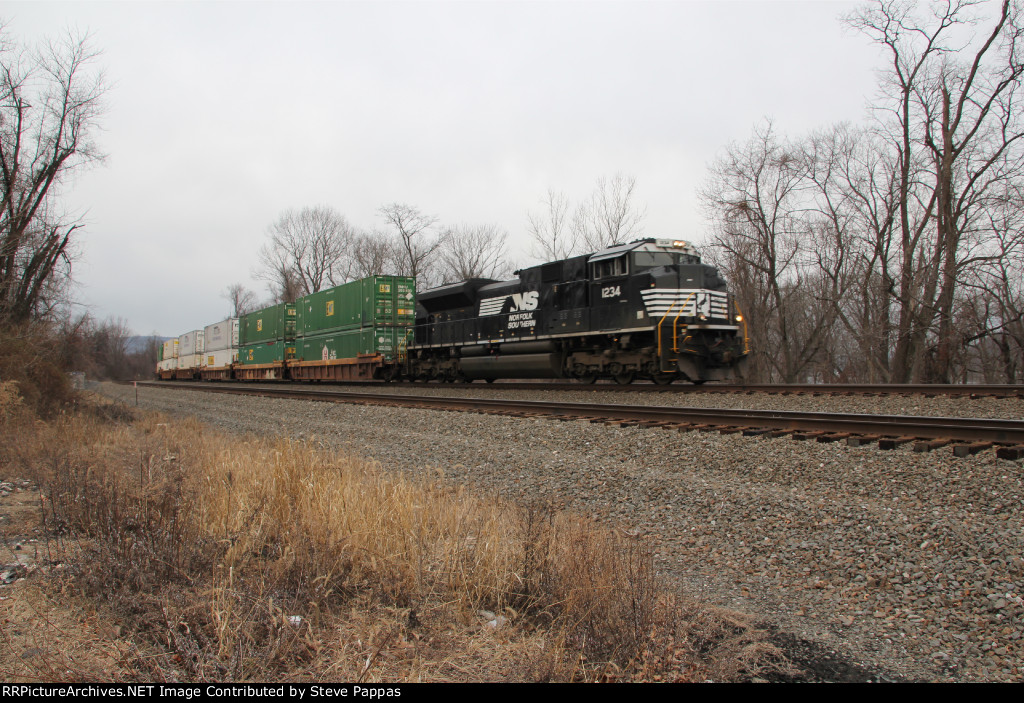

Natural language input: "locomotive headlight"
[658,238,689,249]
[735,315,743,322]
[698,313,707,321]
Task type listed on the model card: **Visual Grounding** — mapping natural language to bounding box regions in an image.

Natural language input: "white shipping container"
[157,358,177,372]
[177,353,204,370]
[204,318,239,353]
[178,330,205,356]
[205,348,238,368]
[162,339,178,359]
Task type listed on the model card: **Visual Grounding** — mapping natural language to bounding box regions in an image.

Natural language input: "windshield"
[632,252,675,269]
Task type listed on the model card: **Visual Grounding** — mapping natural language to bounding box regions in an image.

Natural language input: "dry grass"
[0,324,77,418]
[0,390,789,682]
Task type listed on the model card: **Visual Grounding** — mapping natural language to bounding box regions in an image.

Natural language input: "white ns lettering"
[511,291,539,311]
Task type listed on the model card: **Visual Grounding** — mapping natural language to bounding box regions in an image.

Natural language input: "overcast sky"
[7,0,884,336]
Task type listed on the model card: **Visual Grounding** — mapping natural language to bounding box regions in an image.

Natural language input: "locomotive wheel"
[613,371,635,385]
[575,374,598,384]
[651,372,677,385]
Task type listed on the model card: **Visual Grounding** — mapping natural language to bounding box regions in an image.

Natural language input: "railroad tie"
[846,434,882,447]
[817,433,852,443]
[913,439,951,453]
[952,442,994,458]
[792,431,829,441]
[995,445,1024,460]
[878,436,916,450]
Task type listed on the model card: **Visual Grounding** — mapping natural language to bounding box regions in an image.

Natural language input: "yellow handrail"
[672,292,696,353]
[656,301,678,363]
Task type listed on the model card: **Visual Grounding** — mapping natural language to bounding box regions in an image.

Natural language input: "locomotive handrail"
[671,292,696,354]
[657,293,693,373]
[656,300,678,367]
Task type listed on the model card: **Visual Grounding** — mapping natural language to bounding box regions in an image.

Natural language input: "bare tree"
[574,173,647,251]
[689,1,1024,384]
[377,203,443,286]
[801,123,904,382]
[846,0,1024,381]
[956,183,1024,381]
[701,122,836,383]
[90,316,133,380]
[254,205,354,302]
[223,283,257,317]
[527,188,579,261]
[350,230,396,279]
[255,242,302,303]
[528,176,646,261]
[436,223,510,283]
[0,26,106,324]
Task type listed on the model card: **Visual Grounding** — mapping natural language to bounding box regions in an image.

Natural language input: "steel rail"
[160,379,1024,396]
[134,381,1024,445]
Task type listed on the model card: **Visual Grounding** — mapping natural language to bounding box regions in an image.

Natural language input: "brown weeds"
[0,394,787,682]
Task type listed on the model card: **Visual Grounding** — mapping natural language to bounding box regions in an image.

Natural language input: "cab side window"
[592,256,628,279]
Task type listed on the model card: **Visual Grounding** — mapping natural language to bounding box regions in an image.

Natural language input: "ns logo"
[479,290,539,317]
[510,291,539,311]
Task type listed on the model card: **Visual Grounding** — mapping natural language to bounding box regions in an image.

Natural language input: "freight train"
[157,238,749,384]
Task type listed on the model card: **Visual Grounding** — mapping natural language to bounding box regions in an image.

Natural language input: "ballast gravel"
[99,383,1024,682]
[326,382,1024,420]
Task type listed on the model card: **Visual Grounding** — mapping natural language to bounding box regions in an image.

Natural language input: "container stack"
[156,339,178,377]
[204,318,240,369]
[239,302,297,365]
[295,275,416,363]
[176,330,205,378]
[155,274,416,382]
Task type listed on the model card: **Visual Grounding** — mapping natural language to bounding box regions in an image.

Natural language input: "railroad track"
[510,381,1024,397]
[153,379,1024,397]
[133,381,1024,459]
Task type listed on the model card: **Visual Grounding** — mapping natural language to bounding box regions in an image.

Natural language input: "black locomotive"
[407,238,748,384]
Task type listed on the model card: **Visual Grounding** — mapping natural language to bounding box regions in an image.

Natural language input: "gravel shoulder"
[100,383,1024,682]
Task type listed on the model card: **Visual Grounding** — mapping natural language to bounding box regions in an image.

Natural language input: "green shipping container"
[240,303,297,345]
[297,276,416,336]
[239,340,296,365]
[297,326,413,364]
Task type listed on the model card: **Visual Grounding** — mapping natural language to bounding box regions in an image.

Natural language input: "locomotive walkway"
[138,381,1024,458]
